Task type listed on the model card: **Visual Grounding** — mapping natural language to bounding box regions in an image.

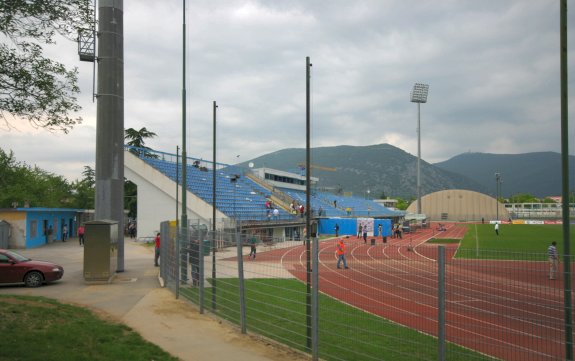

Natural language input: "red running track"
[255,223,569,361]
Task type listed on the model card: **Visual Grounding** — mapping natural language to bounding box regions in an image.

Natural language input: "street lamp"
[410,83,429,215]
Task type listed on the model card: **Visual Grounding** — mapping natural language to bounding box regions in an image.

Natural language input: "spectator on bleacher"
[345,207,351,215]
[299,204,305,218]
[273,208,279,220]
[318,206,324,216]
[333,200,337,208]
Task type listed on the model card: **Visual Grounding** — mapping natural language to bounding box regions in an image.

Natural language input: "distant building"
[406,189,509,222]
[0,208,82,249]
[504,202,574,219]
[374,198,398,210]
[250,167,318,191]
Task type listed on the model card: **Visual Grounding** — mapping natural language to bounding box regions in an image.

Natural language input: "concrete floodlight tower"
[410,83,429,215]
[95,0,125,271]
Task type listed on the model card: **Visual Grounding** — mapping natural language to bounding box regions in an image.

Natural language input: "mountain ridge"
[238,144,573,199]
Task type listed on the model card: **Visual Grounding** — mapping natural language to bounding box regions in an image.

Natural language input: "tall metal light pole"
[180,0,188,282]
[559,1,572,358]
[410,83,429,215]
[212,101,218,311]
[495,172,501,221]
[305,56,312,351]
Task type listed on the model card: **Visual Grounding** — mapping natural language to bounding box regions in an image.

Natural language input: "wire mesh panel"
[160,222,574,361]
[446,249,568,361]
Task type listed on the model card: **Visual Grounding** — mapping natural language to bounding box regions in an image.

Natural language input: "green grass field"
[0,295,178,361]
[182,279,490,361]
[457,224,574,260]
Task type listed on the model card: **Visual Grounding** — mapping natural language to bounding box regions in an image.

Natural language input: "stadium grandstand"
[124,146,404,239]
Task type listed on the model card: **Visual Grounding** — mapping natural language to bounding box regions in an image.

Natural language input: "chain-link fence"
[159,220,572,361]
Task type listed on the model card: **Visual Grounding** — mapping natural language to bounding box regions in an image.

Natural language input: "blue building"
[0,208,82,249]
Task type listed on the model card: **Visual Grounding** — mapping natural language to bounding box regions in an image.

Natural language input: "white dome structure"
[406,189,509,222]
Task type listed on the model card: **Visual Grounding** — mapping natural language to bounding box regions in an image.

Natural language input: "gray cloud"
[1,0,573,182]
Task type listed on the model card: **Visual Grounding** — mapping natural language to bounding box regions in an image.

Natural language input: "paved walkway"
[0,239,308,361]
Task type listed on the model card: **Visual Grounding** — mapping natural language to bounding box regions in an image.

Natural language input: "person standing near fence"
[249,233,257,260]
[154,232,161,267]
[336,239,349,269]
[357,224,363,239]
[190,240,200,286]
[548,241,558,280]
[334,223,339,237]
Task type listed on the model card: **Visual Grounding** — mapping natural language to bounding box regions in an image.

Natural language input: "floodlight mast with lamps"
[410,83,429,215]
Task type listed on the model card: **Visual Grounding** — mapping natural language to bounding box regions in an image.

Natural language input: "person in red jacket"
[336,239,349,269]
[78,225,85,246]
[154,233,161,267]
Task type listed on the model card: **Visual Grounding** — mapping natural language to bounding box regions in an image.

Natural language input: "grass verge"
[0,294,178,361]
[182,278,491,361]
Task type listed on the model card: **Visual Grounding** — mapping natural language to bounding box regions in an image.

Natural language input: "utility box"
[0,220,10,249]
[83,220,118,283]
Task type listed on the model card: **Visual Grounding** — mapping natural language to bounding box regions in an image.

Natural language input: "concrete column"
[95,0,124,271]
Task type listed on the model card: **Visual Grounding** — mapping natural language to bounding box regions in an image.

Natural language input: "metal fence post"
[237,224,247,334]
[175,231,180,299]
[438,245,446,361]
[199,233,205,314]
[312,234,319,361]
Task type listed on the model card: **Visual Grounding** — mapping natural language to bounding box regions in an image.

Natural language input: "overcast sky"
[1,0,574,181]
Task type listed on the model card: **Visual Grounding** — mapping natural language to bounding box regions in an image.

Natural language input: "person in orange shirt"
[336,239,349,269]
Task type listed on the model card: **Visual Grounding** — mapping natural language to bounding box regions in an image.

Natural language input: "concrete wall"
[318,218,392,237]
[0,212,24,248]
[124,152,228,240]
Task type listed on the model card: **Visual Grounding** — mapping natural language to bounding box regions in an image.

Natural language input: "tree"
[0,1,92,132]
[0,148,74,208]
[70,166,95,209]
[508,193,539,204]
[124,180,137,218]
[125,127,158,158]
[395,197,412,211]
